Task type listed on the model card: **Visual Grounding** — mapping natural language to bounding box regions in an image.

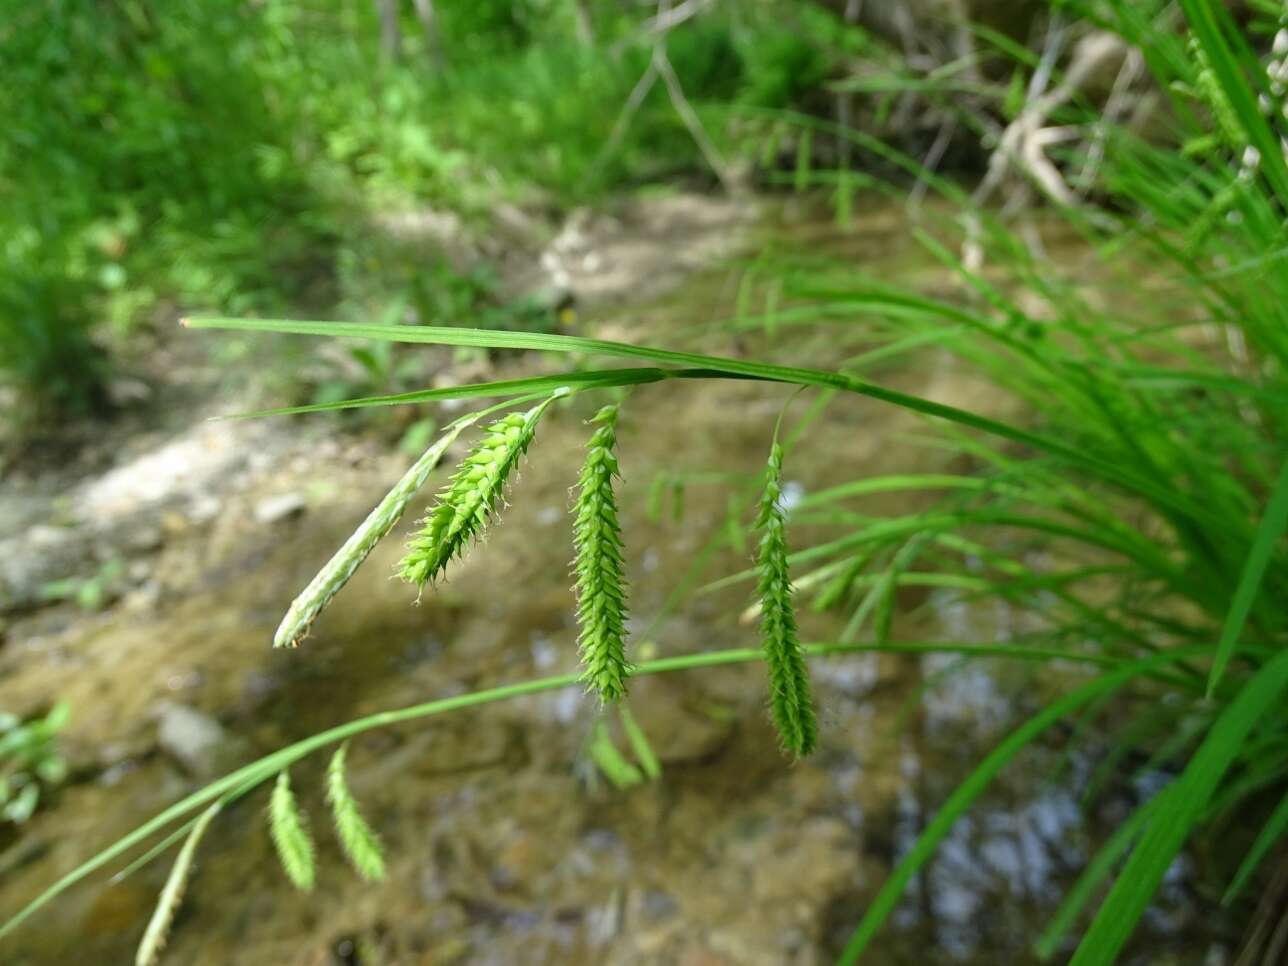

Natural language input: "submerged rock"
[0,525,81,613]
[155,702,244,778]
[253,492,307,525]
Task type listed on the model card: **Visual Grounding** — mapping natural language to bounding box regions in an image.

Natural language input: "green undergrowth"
[1,0,868,423]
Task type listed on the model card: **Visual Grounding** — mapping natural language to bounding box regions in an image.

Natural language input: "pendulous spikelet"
[273,411,485,648]
[755,442,818,757]
[573,405,633,702]
[399,396,556,588]
[135,802,221,966]
[268,771,316,892]
[325,744,387,882]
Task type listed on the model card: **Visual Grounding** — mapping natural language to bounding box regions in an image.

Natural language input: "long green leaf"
[1207,458,1288,695]
[1070,648,1288,965]
[220,367,728,420]
[1034,795,1162,960]
[182,316,1213,521]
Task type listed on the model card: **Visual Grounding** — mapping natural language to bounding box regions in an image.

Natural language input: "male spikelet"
[573,405,632,702]
[399,396,555,587]
[268,771,316,892]
[135,802,221,966]
[326,744,387,882]
[755,442,818,757]
[273,408,487,647]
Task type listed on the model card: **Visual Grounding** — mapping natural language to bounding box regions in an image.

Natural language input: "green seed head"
[756,442,818,757]
[573,405,633,703]
[399,400,553,588]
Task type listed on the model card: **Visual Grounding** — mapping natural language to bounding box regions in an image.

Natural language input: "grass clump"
[2,0,869,421]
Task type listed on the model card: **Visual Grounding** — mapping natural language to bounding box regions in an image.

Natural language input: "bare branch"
[653,44,735,192]
[411,0,445,70]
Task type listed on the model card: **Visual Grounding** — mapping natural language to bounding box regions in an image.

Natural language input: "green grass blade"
[1034,794,1162,960]
[1222,788,1288,905]
[218,367,723,420]
[1207,458,1288,696]
[182,316,1213,520]
[618,704,661,781]
[587,721,643,789]
[1070,648,1288,965]
[2,641,1211,942]
[838,657,1178,964]
[1177,0,1288,202]
[796,474,998,509]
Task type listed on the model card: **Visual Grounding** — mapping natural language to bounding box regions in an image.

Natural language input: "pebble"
[155,701,242,778]
[253,492,307,524]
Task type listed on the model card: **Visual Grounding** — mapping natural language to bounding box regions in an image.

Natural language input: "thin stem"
[0,639,1210,940]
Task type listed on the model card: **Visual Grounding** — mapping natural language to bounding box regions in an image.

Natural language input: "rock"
[124,525,163,553]
[155,702,243,778]
[187,492,222,526]
[626,677,735,766]
[253,492,306,525]
[491,202,549,248]
[76,419,277,523]
[0,525,82,613]
[106,378,152,406]
[374,207,466,248]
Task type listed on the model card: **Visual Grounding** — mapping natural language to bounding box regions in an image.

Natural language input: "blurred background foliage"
[0,0,870,421]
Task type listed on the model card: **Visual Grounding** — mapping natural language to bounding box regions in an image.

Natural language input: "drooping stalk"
[0,641,1214,943]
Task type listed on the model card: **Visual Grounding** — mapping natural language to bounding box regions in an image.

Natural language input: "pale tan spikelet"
[135,802,221,966]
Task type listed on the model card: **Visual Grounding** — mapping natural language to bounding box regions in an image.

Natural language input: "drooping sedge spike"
[399,393,561,588]
[268,771,315,892]
[573,404,633,703]
[273,409,484,648]
[325,744,386,882]
[755,441,818,757]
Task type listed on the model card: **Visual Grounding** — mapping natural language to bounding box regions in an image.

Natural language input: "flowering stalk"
[273,410,484,647]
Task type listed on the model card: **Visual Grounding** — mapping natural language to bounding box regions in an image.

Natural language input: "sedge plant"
[3,3,1287,964]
